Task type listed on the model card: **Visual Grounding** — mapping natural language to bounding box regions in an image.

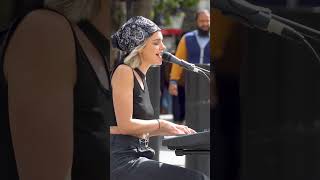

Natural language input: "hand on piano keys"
[159,120,197,135]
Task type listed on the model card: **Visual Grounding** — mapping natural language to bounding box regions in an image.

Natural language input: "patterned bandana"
[111,16,161,54]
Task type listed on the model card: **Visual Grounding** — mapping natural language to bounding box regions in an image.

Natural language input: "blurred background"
[3,0,320,179]
[212,0,320,180]
[0,0,211,177]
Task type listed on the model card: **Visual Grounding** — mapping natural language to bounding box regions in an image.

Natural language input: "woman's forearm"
[112,119,192,137]
[110,123,167,137]
[148,129,169,137]
[115,118,161,136]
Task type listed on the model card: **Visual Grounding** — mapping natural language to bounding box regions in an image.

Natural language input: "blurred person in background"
[168,9,210,124]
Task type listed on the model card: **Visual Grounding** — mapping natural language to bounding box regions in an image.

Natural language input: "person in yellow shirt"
[168,9,210,124]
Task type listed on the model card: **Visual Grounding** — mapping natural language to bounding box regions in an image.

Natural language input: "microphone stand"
[193,65,211,81]
[271,13,320,43]
[195,65,210,74]
[268,12,320,62]
[164,60,211,80]
[187,64,210,81]
[214,0,320,63]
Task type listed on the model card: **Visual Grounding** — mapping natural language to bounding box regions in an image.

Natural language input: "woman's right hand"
[159,120,196,136]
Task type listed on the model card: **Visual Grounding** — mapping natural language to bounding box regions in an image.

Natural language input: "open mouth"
[156,53,162,58]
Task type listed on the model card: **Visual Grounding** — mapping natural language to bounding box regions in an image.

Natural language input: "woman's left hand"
[175,125,197,135]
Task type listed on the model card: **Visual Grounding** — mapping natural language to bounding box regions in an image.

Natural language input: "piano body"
[162,64,210,176]
[162,130,210,156]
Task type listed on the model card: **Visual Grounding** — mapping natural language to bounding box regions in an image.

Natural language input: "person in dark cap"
[109,16,210,180]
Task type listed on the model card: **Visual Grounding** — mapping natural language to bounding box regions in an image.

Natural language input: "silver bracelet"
[156,119,161,129]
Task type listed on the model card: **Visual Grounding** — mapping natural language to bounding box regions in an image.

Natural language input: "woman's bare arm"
[111,65,161,135]
[5,10,76,180]
[111,65,194,137]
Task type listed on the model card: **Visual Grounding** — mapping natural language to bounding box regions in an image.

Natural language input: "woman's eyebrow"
[152,38,162,41]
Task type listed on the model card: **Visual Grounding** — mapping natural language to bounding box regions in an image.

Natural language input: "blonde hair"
[123,41,147,69]
[44,0,101,22]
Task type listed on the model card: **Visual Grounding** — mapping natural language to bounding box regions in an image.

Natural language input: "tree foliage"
[153,0,199,26]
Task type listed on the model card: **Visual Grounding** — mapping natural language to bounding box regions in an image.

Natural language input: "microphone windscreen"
[161,52,172,62]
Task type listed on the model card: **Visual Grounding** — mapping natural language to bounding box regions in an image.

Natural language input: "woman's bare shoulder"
[4,9,76,81]
[113,64,134,78]
[11,9,74,44]
[19,9,72,31]
[111,64,134,87]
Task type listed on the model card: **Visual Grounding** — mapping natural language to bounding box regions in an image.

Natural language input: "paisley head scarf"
[111,16,161,54]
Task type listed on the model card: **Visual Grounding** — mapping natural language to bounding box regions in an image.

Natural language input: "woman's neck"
[137,63,150,75]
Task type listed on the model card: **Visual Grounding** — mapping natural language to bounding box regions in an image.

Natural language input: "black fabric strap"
[77,20,111,80]
[134,68,146,81]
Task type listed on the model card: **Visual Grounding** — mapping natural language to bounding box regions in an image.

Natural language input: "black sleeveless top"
[0,10,115,180]
[109,67,154,126]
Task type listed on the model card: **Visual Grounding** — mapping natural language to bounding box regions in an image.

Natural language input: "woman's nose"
[161,42,166,50]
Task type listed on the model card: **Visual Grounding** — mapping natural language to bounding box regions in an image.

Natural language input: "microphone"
[161,52,200,73]
[212,0,304,42]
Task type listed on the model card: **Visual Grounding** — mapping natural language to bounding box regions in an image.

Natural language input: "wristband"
[156,119,161,129]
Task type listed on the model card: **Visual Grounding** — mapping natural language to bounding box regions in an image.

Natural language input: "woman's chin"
[153,60,162,66]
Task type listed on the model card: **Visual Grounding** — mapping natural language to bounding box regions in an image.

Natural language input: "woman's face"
[140,31,166,66]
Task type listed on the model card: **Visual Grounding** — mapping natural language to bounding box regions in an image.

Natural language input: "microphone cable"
[285,27,320,63]
[302,37,320,63]
[197,68,210,81]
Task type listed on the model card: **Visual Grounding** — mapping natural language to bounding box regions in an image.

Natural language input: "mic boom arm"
[161,52,211,80]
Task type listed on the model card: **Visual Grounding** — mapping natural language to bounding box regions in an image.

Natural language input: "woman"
[110,16,209,180]
[1,0,114,179]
